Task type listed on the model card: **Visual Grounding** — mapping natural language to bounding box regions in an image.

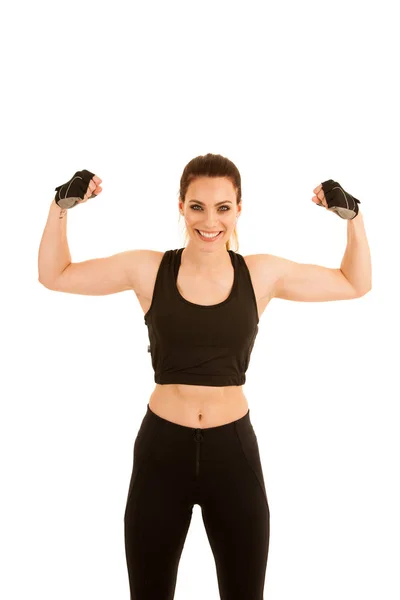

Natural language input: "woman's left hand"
[311,180,361,219]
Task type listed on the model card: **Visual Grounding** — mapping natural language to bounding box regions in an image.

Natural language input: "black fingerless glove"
[320,180,361,220]
[54,169,97,209]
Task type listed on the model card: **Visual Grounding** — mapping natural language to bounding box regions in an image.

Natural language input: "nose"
[202,214,220,228]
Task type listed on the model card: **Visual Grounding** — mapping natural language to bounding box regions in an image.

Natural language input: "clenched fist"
[312,179,361,220]
[54,169,103,209]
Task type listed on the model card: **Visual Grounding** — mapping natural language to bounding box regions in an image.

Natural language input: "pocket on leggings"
[235,424,269,509]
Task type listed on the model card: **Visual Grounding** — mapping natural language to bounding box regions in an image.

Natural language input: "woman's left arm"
[339,211,372,295]
[258,182,372,303]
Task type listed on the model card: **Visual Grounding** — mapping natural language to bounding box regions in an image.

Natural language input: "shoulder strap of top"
[144,250,175,325]
[156,249,175,284]
[234,251,259,315]
[235,251,252,283]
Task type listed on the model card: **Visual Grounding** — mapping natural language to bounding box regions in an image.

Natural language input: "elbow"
[38,278,56,290]
[355,285,372,298]
[38,278,49,288]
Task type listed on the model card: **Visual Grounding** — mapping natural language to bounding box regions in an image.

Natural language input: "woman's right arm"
[38,176,144,296]
[38,199,72,287]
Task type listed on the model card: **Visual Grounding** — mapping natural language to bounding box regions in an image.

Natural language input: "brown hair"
[178,153,242,252]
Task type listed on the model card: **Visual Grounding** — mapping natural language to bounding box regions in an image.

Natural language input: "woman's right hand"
[54,169,103,209]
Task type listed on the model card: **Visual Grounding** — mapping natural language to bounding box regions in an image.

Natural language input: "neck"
[181,244,230,272]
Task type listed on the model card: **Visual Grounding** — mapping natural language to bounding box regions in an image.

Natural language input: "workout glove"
[319,179,361,220]
[54,169,97,209]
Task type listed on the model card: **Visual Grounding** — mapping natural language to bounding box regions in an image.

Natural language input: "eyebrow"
[188,200,233,206]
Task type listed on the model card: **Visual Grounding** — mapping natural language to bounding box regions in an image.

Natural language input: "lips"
[195,229,223,241]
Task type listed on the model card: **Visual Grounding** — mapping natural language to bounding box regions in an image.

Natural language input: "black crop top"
[144,248,259,386]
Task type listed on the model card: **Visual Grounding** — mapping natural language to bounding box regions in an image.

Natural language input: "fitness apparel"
[144,248,259,387]
[320,179,361,219]
[54,169,97,209]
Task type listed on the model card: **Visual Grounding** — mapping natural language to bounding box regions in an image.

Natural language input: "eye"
[190,205,230,212]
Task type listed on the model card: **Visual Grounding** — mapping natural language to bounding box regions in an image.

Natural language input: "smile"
[196,230,223,241]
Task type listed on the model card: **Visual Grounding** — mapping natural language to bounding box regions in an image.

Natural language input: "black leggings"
[124,404,270,599]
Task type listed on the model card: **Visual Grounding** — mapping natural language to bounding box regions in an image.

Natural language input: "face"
[179,177,241,246]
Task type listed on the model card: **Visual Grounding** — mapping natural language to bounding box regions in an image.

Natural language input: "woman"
[38,153,371,599]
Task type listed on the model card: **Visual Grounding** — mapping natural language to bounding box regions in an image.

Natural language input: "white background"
[1,0,398,598]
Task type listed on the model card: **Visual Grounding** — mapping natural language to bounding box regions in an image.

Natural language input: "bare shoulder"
[127,249,165,299]
[242,253,282,301]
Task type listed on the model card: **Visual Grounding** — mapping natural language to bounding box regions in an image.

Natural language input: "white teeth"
[198,230,221,238]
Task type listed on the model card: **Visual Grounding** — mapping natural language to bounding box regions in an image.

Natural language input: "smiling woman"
[180,180,241,253]
[180,155,241,252]
[38,152,371,600]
